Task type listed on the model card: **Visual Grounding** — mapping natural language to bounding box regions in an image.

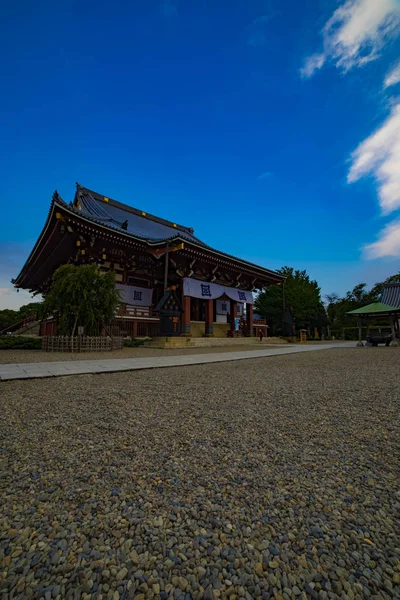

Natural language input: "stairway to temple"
[13,321,41,336]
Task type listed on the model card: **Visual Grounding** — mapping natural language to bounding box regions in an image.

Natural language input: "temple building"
[13,184,284,337]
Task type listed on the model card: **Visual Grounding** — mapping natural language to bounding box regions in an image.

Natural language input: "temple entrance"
[190,297,205,322]
[182,280,256,338]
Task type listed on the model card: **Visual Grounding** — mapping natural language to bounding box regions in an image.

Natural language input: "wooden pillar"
[181,295,191,336]
[163,246,169,292]
[390,315,398,346]
[357,319,364,347]
[192,298,200,321]
[133,320,138,338]
[395,317,400,339]
[246,303,253,336]
[365,321,371,346]
[205,299,214,336]
[230,300,237,332]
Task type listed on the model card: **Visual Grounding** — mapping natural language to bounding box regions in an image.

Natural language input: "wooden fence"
[42,336,124,353]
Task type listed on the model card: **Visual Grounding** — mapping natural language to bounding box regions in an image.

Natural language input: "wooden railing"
[137,321,159,337]
[117,305,158,319]
[107,320,159,338]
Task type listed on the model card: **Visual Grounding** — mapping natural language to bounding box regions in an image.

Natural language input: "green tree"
[255,266,326,335]
[369,272,400,299]
[0,302,42,333]
[0,309,18,331]
[325,271,400,331]
[42,264,121,335]
[325,285,371,331]
[255,285,283,334]
[18,302,42,320]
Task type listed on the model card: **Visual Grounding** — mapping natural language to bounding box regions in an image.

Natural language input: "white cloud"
[348,102,400,259]
[301,1,400,258]
[348,102,400,215]
[301,54,325,79]
[363,220,400,258]
[258,171,272,179]
[301,0,400,78]
[247,2,277,47]
[384,61,400,88]
[0,285,36,310]
[0,241,41,309]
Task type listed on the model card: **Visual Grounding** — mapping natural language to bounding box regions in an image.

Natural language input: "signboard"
[216,299,229,315]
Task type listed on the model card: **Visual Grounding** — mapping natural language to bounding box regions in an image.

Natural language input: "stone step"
[144,336,287,349]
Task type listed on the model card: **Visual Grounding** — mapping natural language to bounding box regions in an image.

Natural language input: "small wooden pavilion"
[347,283,400,347]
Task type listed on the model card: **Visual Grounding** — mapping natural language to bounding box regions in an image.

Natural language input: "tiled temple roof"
[75,184,208,246]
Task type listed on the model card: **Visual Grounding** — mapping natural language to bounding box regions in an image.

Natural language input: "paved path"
[0,343,354,381]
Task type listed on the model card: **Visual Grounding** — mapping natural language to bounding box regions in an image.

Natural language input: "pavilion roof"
[347,302,400,316]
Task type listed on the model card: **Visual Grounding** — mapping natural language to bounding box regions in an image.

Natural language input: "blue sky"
[1,0,400,309]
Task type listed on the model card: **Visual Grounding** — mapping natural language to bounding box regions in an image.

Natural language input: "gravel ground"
[0,345,275,365]
[1,348,399,600]
[0,341,347,365]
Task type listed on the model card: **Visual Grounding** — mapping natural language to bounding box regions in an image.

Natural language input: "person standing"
[259,329,263,342]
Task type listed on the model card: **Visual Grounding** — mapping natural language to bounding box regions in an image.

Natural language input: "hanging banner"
[237,303,244,316]
[216,299,230,315]
[116,283,153,307]
[183,278,254,304]
[224,288,254,304]
[183,278,224,300]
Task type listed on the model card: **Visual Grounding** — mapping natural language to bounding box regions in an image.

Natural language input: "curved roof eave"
[13,194,60,287]
[59,200,284,280]
[14,196,284,287]
[347,302,400,315]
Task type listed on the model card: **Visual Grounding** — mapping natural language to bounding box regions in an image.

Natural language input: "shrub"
[124,337,151,347]
[0,336,42,350]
